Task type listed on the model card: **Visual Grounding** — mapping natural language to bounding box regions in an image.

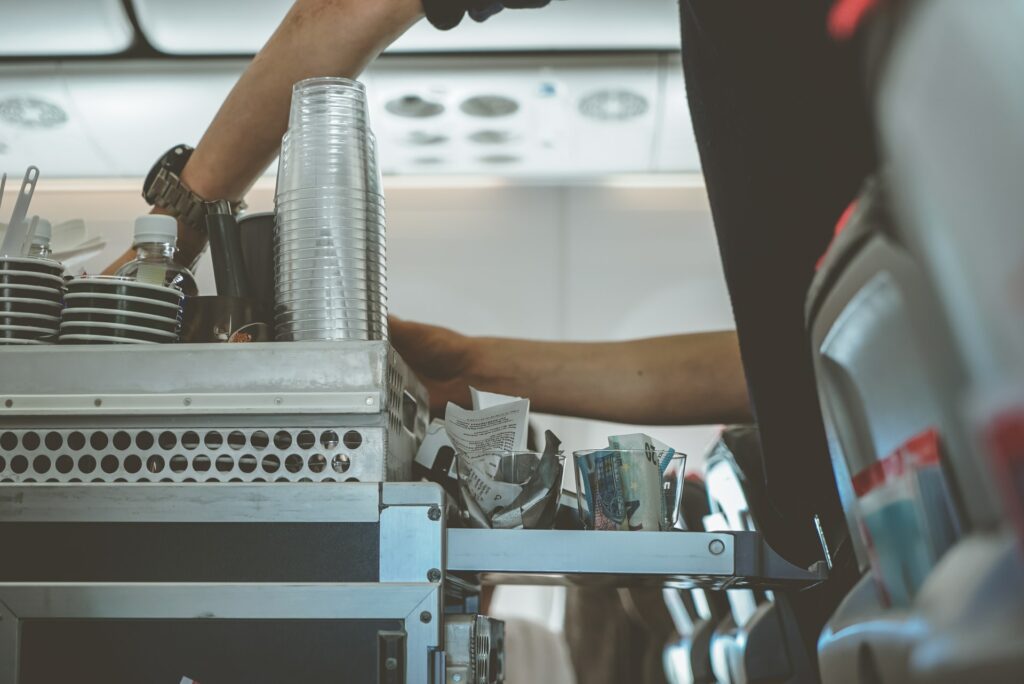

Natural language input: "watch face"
[144,145,193,198]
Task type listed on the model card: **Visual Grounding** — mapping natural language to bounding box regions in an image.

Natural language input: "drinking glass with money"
[573,448,687,531]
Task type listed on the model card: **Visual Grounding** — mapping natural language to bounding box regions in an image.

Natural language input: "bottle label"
[135,263,168,287]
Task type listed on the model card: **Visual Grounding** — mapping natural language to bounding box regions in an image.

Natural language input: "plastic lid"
[29,218,52,245]
[133,215,178,246]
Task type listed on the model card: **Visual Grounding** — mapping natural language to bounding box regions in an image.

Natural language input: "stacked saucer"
[0,256,64,345]
[59,276,184,345]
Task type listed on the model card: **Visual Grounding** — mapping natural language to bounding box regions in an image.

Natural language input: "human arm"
[104,0,424,273]
[390,317,753,425]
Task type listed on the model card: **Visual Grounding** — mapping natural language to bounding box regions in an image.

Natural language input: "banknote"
[578,449,628,530]
[609,433,677,531]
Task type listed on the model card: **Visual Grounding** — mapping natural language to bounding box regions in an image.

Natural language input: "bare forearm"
[104,0,423,272]
[183,0,422,204]
[466,332,752,425]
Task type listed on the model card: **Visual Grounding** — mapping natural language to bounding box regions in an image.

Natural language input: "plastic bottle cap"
[29,218,52,245]
[133,215,178,245]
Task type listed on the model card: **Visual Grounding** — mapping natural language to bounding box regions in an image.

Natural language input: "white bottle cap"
[133,215,178,246]
[30,218,52,246]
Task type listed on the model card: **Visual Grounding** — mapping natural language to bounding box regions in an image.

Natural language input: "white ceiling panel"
[0,64,117,177]
[0,0,133,56]
[654,56,700,173]
[0,55,699,178]
[130,0,681,55]
[368,56,668,177]
[61,62,240,176]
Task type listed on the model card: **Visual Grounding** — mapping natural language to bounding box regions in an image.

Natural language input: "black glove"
[423,0,552,31]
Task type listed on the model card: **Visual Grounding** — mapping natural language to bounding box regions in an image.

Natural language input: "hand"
[422,0,551,30]
[390,316,476,416]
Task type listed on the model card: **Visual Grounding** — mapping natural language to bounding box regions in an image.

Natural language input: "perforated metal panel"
[0,342,429,484]
[0,427,384,483]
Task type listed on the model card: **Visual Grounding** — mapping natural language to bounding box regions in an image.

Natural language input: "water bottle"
[27,218,52,259]
[115,215,198,296]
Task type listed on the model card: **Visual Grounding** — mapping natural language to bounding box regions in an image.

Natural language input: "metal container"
[0,341,427,483]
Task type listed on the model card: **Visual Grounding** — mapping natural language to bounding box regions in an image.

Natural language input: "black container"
[239,212,275,310]
[181,296,272,343]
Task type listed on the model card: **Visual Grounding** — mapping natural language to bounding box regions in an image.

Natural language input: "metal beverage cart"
[0,341,825,683]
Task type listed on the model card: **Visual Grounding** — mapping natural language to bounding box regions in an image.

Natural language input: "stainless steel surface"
[445,615,506,684]
[0,483,380,522]
[0,481,447,684]
[447,528,827,590]
[180,295,270,343]
[380,503,445,583]
[0,341,428,483]
[0,583,442,684]
[0,600,14,684]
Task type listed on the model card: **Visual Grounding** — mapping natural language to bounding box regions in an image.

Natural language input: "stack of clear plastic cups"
[274,77,388,342]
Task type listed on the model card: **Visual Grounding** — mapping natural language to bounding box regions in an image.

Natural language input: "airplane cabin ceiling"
[134,0,682,54]
[0,0,133,56]
[0,0,682,57]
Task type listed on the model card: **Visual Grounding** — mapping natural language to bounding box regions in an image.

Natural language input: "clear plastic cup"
[276,75,387,343]
[274,291,388,307]
[274,291,388,308]
[573,449,687,531]
[274,262,385,278]
[274,309,389,324]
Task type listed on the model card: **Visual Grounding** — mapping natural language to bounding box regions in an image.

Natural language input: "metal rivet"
[93,398,102,407]
[419,611,432,623]
[384,657,398,671]
[428,505,441,521]
[366,396,374,406]
[183,398,192,406]
[3,399,11,408]
[709,539,726,556]
[427,568,442,582]
[275,397,283,405]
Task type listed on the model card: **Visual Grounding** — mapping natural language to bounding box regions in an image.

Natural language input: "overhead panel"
[0,64,117,178]
[367,56,665,177]
[129,0,681,55]
[0,55,698,178]
[0,0,133,57]
[654,55,700,173]
[61,61,241,177]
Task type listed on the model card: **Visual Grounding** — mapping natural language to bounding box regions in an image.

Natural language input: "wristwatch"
[142,144,245,233]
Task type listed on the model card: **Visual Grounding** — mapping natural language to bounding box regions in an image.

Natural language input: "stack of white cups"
[274,77,388,342]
